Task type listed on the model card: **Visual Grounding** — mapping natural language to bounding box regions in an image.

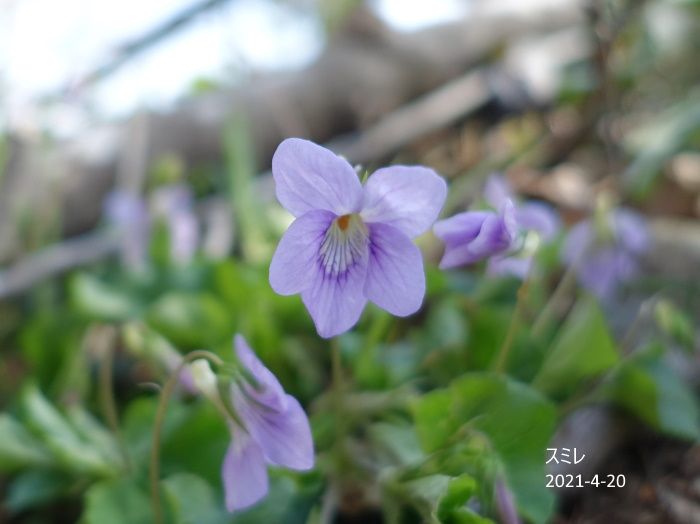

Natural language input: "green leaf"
[437,475,492,524]
[22,385,117,476]
[70,273,142,321]
[466,306,512,370]
[369,422,424,466]
[6,470,69,513]
[412,374,557,524]
[654,299,695,350]
[66,405,122,465]
[232,474,317,524]
[146,292,231,348]
[402,475,492,524]
[622,98,700,198]
[82,478,152,524]
[163,474,227,524]
[0,414,52,471]
[534,297,619,398]
[426,300,469,350]
[603,353,700,440]
[412,389,454,453]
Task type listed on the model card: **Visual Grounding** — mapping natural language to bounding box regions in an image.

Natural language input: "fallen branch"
[55,0,236,97]
[0,232,119,300]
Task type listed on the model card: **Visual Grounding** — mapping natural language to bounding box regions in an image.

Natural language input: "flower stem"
[97,325,131,472]
[493,280,530,373]
[150,350,223,524]
[330,337,344,395]
[531,262,579,337]
[329,337,349,481]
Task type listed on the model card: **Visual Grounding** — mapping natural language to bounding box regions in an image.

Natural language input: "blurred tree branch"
[53,0,236,98]
[1,3,585,264]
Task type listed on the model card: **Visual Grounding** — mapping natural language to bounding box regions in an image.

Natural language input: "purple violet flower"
[104,190,150,270]
[495,478,521,524]
[433,174,559,278]
[152,184,199,265]
[222,335,314,511]
[269,138,447,338]
[562,208,650,299]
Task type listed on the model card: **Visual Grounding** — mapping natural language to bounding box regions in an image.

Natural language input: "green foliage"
[2,9,700,520]
[412,374,557,524]
[654,299,696,350]
[622,97,700,198]
[146,292,231,349]
[163,473,228,524]
[82,478,152,524]
[21,385,121,477]
[534,297,619,399]
[401,474,493,524]
[601,346,700,440]
[0,414,52,471]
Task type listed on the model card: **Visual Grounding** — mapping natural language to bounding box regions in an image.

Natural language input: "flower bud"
[190,359,218,398]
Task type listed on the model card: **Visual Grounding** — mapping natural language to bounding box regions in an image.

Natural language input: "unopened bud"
[190,359,218,398]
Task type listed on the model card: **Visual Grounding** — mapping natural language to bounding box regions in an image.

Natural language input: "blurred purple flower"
[562,208,650,299]
[222,335,314,511]
[104,190,150,269]
[269,138,447,338]
[152,184,199,265]
[495,478,521,524]
[434,174,559,278]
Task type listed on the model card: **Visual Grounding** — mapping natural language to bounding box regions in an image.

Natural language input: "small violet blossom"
[495,478,521,524]
[104,190,150,269]
[269,138,447,338]
[562,208,650,299]
[152,184,199,265]
[218,335,314,511]
[103,184,199,268]
[433,174,559,278]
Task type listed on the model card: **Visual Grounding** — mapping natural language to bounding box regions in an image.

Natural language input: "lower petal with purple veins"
[302,264,368,338]
[301,213,370,338]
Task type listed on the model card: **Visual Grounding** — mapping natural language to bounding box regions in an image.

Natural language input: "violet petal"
[360,165,447,238]
[272,138,362,217]
[364,223,425,316]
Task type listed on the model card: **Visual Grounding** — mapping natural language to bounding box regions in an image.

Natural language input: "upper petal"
[272,138,363,216]
[433,211,491,246]
[222,432,269,512]
[611,209,650,254]
[365,223,425,317]
[576,248,636,300]
[561,220,595,265]
[301,252,369,338]
[237,393,315,471]
[269,210,335,295]
[515,203,560,241]
[434,211,490,269]
[483,174,514,210]
[360,166,447,238]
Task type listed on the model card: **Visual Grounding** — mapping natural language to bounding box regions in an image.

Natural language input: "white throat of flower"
[319,214,368,276]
